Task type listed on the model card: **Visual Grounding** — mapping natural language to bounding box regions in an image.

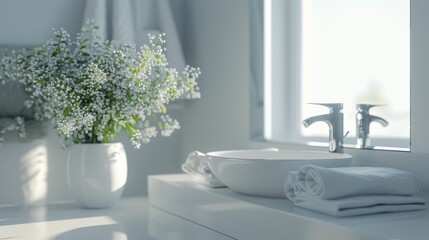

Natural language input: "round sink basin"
[206,150,352,198]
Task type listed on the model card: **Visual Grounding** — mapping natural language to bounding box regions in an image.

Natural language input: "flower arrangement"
[0,23,200,148]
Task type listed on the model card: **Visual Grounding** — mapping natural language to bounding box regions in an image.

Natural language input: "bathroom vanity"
[149,174,429,240]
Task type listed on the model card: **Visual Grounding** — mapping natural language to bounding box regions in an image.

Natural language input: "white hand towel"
[285,166,426,217]
[296,165,421,199]
[290,191,426,217]
[181,151,226,188]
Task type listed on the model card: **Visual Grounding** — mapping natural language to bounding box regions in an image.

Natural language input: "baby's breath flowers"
[0,23,200,148]
[0,117,26,144]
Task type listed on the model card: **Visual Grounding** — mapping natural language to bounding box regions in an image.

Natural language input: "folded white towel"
[285,165,426,217]
[295,165,421,199]
[290,191,426,217]
[181,151,226,188]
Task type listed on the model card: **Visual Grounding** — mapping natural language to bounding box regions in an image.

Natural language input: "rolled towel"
[295,165,421,199]
[285,165,426,217]
[181,151,226,188]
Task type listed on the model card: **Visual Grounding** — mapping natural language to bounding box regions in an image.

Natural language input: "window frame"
[258,0,410,151]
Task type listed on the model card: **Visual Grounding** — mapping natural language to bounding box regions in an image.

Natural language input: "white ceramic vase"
[67,142,128,208]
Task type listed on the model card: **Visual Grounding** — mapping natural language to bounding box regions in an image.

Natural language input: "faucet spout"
[302,114,332,128]
[369,115,388,127]
[302,103,344,153]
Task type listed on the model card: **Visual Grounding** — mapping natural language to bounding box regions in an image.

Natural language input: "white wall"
[178,0,251,159]
[0,0,86,45]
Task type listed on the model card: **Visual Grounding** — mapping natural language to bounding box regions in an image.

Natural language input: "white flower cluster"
[0,23,200,148]
[0,117,26,144]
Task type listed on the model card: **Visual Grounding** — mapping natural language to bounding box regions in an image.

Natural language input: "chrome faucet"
[302,103,344,153]
[356,104,388,149]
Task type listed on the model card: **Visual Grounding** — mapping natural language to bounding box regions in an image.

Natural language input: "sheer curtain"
[83,0,185,70]
[250,0,264,139]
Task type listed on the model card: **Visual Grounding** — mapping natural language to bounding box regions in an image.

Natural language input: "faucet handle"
[356,104,389,148]
[356,104,385,113]
[308,103,343,112]
[356,104,389,126]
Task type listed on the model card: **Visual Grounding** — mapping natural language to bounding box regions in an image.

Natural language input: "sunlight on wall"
[0,140,48,206]
[20,143,48,205]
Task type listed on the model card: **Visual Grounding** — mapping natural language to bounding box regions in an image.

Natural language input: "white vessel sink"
[206,150,352,198]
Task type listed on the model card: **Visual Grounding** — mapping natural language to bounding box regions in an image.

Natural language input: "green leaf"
[80,52,90,57]
[35,49,47,55]
[125,124,136,134]
[132,116,140,123]
[161,105,167,114]
[130,67,138,74]
[80,39,89,46]
[63,107,71,117]
[52,48,60,57]
[114,122,121,133]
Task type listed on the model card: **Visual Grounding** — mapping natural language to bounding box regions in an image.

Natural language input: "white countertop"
[0,197,234,240]
[149,174,429,240]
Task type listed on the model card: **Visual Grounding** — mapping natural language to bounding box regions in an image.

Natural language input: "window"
[257,0,410,150]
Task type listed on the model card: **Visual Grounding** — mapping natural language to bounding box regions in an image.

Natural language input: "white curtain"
[83,0,185,70]
[250,0,264,139]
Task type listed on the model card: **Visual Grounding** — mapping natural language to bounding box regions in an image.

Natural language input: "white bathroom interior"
[1,0,429,239]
